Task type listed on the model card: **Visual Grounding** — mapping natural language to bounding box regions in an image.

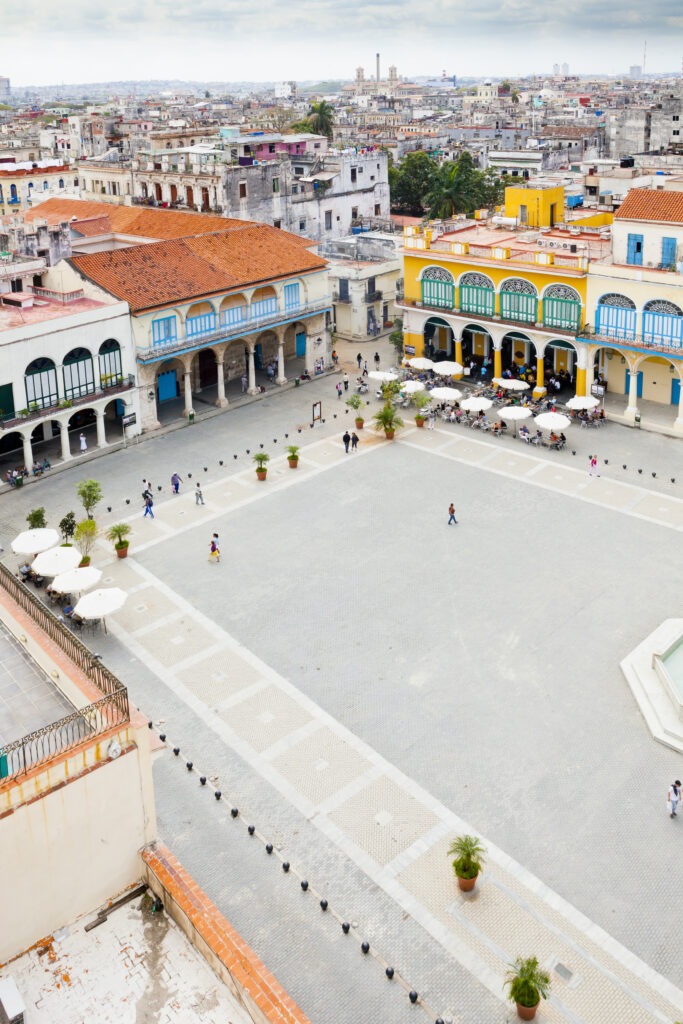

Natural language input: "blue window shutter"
[662,236,676,269]
[626,233,643,265]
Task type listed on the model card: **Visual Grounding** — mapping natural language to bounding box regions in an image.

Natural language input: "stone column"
[533,348,547,398]
[454,338,464,380]
[215,357,228,407]
[625,370,640,423]
[277,337,287,385]
[247,344,259,395]
[96,410,108,447]
[22,433,33,470]
[60,421,73,462]
[183,370,194,416]
[673,374,683,435]
[493,346,502,380]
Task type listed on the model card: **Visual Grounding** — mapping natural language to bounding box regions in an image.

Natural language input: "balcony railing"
[333,292,351,303]
[0,375,135,429]
[578,325,683,354]
[365,290,383,304]
[137,296,332,362]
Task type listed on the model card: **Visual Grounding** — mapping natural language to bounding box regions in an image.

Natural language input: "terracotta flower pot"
[116,544,129,559]
[256,469,268,481]
[516,1001,539,1021]
[355,418,364,430]
[288,458,299,469]
[384,428,395,440]
[415,416,425,428]
[457,874,477,893]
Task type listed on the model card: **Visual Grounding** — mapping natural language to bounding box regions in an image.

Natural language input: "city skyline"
[2,0,681,88]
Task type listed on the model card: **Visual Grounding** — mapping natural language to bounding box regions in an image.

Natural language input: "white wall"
[612,218,683,268]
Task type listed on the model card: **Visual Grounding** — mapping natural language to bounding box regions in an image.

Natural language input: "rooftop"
[0,619,73,746]
[615,187,683,224]
[0,291,112,332]
[71,225,327,312]
[24,198,252,241]
[1,896,253,1024]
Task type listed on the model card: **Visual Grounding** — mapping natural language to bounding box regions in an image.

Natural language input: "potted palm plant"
[448,834,486,892]
[286,444,300,469]
[74,519,98,566]
[253,452,270,480]
[413,390,432,427]
[505,957,551,1021]
[106,522,131,559]
[372,402,404,440]
[346,393,365,429]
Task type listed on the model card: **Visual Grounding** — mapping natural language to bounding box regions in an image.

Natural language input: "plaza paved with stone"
[2,350,683,1023]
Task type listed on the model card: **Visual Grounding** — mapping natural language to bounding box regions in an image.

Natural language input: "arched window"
[500,278,538,324]
[420,266,455,309]
[642,299,683,350]
[58,178,64,189]
[63,347,95,400]
[543,283,581,331]
[25,358,58,410]
[596,294,636,341]
[43,181,49,191]
[99,339,123,386]
[459,272,494,317]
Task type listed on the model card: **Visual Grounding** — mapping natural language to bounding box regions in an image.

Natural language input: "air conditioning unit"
[0,978,25,1024]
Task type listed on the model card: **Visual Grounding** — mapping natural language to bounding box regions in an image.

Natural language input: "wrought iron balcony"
[364,289,383,303]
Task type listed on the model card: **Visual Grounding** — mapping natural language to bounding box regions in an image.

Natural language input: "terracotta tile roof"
[70,224,327,312]
[24,198,252,239]
[615,188,683,224]
[70,216,111,237]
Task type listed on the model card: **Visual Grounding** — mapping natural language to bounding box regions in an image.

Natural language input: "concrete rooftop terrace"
[0,618,73,746]
[0,294,112,332]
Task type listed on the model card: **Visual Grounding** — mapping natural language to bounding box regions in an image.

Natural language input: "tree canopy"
[388,151,438,216]
[389,149,513,219]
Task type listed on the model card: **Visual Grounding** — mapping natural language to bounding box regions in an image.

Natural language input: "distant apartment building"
[325,234,401,341]
[606,90,683,158]
[0,76,10,103]
[0,161,78,215]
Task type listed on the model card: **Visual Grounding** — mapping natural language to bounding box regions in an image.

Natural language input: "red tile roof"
[615,188,683,224]
[70,224,327,312]
[24,198,252,239]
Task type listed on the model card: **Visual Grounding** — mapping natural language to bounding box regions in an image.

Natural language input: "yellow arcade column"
[455,337,464,380]
[533,355,546,398]
[493,347,502,380]
[575,366,587,396]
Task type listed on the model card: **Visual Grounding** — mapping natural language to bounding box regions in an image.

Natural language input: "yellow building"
[397,184,608,397]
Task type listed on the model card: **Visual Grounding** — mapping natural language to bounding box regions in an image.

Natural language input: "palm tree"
[426,152,483,219]
[308,100,335,139]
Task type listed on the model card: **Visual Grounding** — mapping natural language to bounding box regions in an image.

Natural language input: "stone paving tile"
[134,617,216,668]
[269,726,374,805]
[176,649,266,705]
[109,585,180,633]
[328,775,440,867]
[484,449,544,476]
[527,463,588,494]
[220,685,314,753]
[437,437,494,463]
[630,492,683,527]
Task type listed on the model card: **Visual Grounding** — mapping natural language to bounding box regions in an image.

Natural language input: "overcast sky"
[4,0,681,87]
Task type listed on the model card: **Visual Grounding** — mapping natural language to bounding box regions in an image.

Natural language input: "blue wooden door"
[157,370,177,402]
[672,378,681,406]
[626,233,644,266]
[662,237,677,269]
[295,331,306,358]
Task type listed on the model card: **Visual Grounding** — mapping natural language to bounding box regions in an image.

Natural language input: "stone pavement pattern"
[2,373,683,1023]
[6,898,254,1024]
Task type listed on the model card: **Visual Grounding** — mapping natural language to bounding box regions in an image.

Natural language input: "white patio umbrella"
[499,378,530,392]
[535,411,571,431]
[407,357,434,371]
[368,370,398,382]
[31,545,82,577]
[429,386,463,402]
[401,380,425,394]
[498,406,532,436]
[52,566,102,595]
[566,395,600,411]
[432,361,464,377]
[460,396,493,413]
[74,587,127,634]
[11,528,60,556]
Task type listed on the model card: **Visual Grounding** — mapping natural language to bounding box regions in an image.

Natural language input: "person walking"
[668,780,681,818]
[171,472,183,494]
[336,381,343,399]
[241,373,248,393]
[356,352,362,370]
[195,483,205,505]
[331,349,338,366]
[374,351,380,369]
[143,495,154,519]
[362,360,368,376]
[351,431,359,451]
[343,371,349,391]
[209,533,220,563]
[342,430,351,453]
[447,502,458,525]
[79,433,87,453]
[427,410,436,430]
[588,454,600,477]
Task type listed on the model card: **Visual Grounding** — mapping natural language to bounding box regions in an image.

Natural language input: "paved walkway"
[2,368,683,1023]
